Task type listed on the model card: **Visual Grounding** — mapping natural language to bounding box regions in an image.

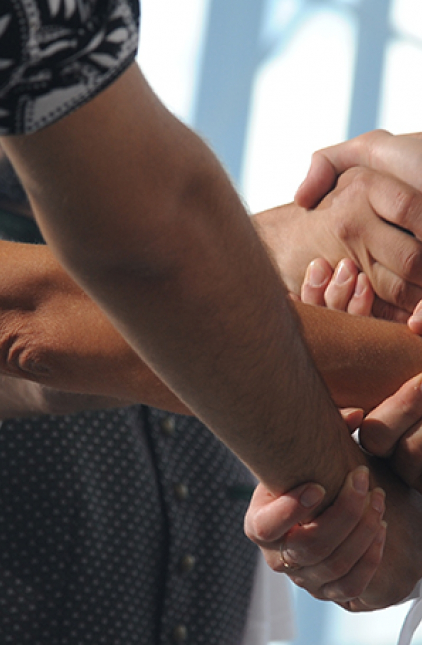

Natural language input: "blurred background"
[137,1,422,643]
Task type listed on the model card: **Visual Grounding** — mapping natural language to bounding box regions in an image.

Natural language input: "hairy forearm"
[1,64,357,503]
[295,300,422,413]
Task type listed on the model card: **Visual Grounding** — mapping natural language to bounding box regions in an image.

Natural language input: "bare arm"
[1,64,357,502]
[295,300,422,414]
[253,162,422,320]
[1,242,422,426]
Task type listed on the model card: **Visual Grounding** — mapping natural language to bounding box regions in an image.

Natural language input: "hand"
[359,374,422,494]
[245,465,387,608]
[300,257,422,494]
[301,257,374,316]
[0,240,189,413]
[246,453,422,612]
[295,130,422,209]
[246,259,422,610]
[254,160,422,319]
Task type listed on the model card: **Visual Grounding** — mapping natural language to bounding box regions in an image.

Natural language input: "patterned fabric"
[0,0,140,134]
[0,406,257,644]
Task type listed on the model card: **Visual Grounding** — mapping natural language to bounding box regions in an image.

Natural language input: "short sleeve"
[0,0,140,135]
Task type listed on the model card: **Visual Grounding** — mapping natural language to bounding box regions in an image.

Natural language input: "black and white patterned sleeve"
[0,0,140,135]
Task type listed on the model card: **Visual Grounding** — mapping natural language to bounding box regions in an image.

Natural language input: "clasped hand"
[246,131,422,612]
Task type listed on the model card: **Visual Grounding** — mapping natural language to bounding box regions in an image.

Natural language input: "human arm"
[245,264,422,611]
[1,230,422,424]
[295,130,422,210]
[253,159,422,319]
[246,451,422,611]
[1,63,359,502]
[300,257,422,493]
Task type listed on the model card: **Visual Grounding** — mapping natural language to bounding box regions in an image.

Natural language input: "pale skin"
[295,130,422,321]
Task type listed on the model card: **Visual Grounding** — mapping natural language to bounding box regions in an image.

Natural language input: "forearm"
[252,203,320,295]
[0,374,131,419]
[1,64,357,502]
[0,240,191,414]
[295,300,422,413]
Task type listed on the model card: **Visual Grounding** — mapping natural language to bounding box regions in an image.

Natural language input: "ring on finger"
[280,546,301,573]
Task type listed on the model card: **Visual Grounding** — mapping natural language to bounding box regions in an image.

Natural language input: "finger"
[391,420,422,491]
[324,259,359,311]
[280,467,371,568]
[347,273,374,317]
[244,482,326,546]
[324,168,422,304]
[341,408,364,434]
[372,296,410,323]
[408,300,422,335]
[367,170,422,242]
[320,521,387,604]
[288,496,385,598]
[295,152,339,208]
[295,130,422,210]
[295,130,394,208]
[367,259,422,315]
[300,258,333,306]
[360,373,422,456]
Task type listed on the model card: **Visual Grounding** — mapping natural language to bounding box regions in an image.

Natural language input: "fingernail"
[300,484,325,508]
[371,488,385,514]
[306,259,329,288]
[352,466,369,495]
[334,260,353,285]
[376,521,387,543]
[353,273,366,297]
[409,309,422,324]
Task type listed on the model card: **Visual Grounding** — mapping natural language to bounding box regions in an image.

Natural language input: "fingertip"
[301,258,332,306]
[299,483,326,509]
[305,258,332,288]
[408,314,422,336]
[295,154,337,209]
[341,407,364,433]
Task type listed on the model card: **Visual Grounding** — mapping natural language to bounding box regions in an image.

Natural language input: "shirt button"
[161,416,176,436]
[172,625,188,643]
[174,483,189,501]
[179,554,196,573]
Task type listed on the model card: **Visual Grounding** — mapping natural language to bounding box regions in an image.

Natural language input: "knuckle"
[388,276,409,309]
[362,129,391,166]
[338,166,369,193]
[303,541,332,564]
[5,333,49,379]
[325,556,351,581]
[332,213,355,245]
[391,187,421,230]
[401,246,422,280]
